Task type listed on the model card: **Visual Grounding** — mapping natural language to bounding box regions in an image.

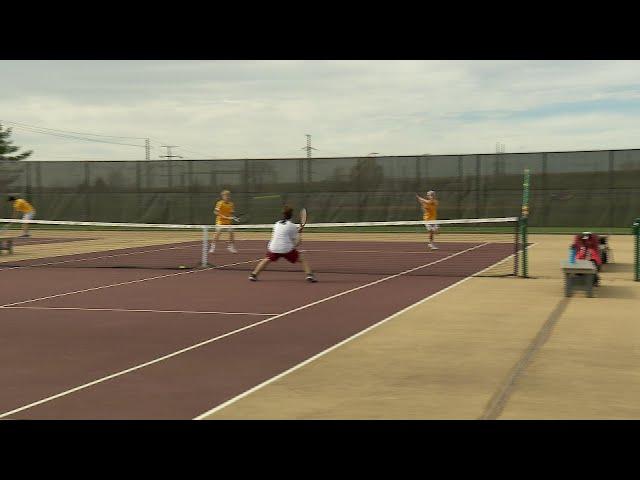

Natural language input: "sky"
[1,60,640,161]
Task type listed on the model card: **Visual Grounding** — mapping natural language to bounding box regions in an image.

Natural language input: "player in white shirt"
[249,206,317,282]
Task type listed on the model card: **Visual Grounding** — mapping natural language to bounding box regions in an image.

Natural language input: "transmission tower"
[302,134,318,159]
[302,134,318,183]
[160,145,183,160]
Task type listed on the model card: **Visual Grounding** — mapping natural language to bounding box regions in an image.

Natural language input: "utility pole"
[145,138,150,161]
[302,134,317,184]
[160,145,183,160]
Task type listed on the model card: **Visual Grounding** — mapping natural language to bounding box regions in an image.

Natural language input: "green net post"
[634,218,640,282]
[520,216,528,278]
[520,169,530,278]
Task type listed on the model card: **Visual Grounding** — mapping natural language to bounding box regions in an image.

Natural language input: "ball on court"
[178,265,187,269]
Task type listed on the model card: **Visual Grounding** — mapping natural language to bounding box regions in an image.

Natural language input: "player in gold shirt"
[209,190,238,254]
[7,196,36,237]
[416,190,439,250]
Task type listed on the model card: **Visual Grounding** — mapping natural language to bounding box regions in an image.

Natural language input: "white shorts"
[215,225,234,233]
[424,222,439,232]
[22,211,35,221]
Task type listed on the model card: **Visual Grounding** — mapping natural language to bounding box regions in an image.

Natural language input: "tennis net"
[0,217,528,278]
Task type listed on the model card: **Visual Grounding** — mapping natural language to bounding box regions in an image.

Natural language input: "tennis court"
[0,218,525,419]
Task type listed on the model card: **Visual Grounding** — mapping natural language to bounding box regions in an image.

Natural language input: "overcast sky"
[1,60,640,161]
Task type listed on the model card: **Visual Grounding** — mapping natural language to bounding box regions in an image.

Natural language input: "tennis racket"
[231,213,247,223]
[298,208,307,233]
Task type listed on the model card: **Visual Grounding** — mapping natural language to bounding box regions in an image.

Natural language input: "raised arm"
[416,193,427,205]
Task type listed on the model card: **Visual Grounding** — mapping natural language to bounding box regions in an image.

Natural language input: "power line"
[7,123,146,148]
[147,139,217,159]
[314,148,353,158]
[2,120,224,160]
[1,120,148,140]
[178,147,216,158]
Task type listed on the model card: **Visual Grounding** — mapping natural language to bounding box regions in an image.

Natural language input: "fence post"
[85,162,91,221]
[457,156,463,218]
[25,162,31,200]
[541,152,548,227]
[475,155,481,218]
[136,161,142,222]
[34,162,42,217]
[298,158,304,186]
[244,159,250,222]
[188,160,194,224]
[608,150,615,228]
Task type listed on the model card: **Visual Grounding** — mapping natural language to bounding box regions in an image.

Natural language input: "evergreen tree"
[0,123,33,161]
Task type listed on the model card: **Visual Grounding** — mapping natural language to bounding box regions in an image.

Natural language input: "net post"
[634,217,640,282]
[201,226,209,268]
[520,216,529,278]
[520,168,530,278]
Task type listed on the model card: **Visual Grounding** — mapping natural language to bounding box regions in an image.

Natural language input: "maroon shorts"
[266,249,299,263]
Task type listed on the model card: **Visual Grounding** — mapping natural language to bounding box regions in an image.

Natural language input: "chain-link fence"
[2,149,640,227]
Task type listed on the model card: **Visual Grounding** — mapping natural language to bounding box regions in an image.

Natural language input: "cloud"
[1,60,640,160]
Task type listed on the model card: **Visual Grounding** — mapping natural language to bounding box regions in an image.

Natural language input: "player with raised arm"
[7,196,36,237]
[210,190,238,254]
[416,190,439,250]
[249,206,316,282]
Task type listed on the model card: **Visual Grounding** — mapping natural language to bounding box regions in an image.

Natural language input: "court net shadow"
[594,284,638,299]
[602,263,633,274]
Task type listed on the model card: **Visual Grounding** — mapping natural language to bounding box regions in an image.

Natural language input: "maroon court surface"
[0,239,516,419]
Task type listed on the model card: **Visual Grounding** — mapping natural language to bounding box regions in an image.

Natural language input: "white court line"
[0,258,260,309]
[235,248,480,255]
[0,242,489,419]
[0,243,199,271]
[0,306,276,316]
[0,239,508,271]
[194,243,528,419]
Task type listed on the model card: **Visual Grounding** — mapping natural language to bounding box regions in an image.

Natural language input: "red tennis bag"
[572,233,602,266]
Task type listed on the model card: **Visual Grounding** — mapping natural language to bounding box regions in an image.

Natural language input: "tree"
[0,123,33,161]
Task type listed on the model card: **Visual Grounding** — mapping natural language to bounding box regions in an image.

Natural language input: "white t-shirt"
[267,220,299,253]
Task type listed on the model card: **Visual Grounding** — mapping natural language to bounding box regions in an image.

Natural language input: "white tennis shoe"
[227,245,238,253]
[429,243,438,250]
[209,243,216,253]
